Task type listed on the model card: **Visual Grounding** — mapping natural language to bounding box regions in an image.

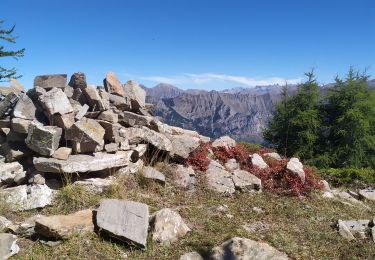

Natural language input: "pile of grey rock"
[0,72,209,212]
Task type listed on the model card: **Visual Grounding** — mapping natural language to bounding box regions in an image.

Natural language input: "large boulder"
[205,160,235,194]
[39,87,73,116]
[286,157,305,183]
[66,117,105,145]
[123,80,146,110]
[1,184,54,211]
[232,169,262,192]
[211,237,289,260]
[168,134,201,162]
[34,209,94,240]
[104,72,125,97]
[0,233,19,260]
[212,136,236,149]
[25,122,62,156]
[33,151,134,174]
[96,199,149,248]
[34,74,67,90]
[151,208,190,244]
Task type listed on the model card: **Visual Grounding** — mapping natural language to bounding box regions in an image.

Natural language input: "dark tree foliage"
[264,68,375,169]
[0,20,25,81]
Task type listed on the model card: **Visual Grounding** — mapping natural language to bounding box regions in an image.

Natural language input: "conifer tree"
[0,20,25,81]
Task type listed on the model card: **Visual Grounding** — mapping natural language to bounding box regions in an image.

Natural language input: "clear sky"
[1,0,375,90]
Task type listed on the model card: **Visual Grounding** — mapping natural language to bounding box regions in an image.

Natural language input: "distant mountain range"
[144,79,375,144]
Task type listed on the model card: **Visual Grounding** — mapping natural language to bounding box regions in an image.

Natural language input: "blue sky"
[1,0,375,90]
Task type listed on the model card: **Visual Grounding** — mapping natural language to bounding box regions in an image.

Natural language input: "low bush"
[322,168,375,186]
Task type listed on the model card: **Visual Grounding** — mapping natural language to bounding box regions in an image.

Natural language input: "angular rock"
[123,80,146,110]
[339,219,370,232]
[104,72,125,97]
[104,143,119,153]
[75,104,89,121]
[34,209,94,240]
[132,144,147,157]
[72,141,104,154]
[33,151,134,173]
[98,89,110,110]
[151,208,190,244]
[142,167,165,184]
[96,199,149,248]
[119,140,130,151]
[211,237,289,260]
[264,152,282,161]
[34,74,67,89]
[286,157,305,183]
[0,93,19,118]
[0,161,25,186]
[320,180,331,191]
[1,184,54,211]
[358,188,375,201]
[168,164,195,190]
[0,216,12,231]
[120,111,156,130]
[117,159,144,176]
[0,141,31,162]
[205,160,235,194]
[66,117,105,145]
[251,153,268,169]
[64,85,74,98]
[12,93,36,120]
[97,121,124,143]
[98,110,118,123]
[232,169,262,192]
[52,147,72,160]
[338,220,355,241]
[11,118,32,134]
[180,252,204,260]
[121,126,172,152]
[0,233,19,260]
[68,72,87,89]
[168,134,200,162]
[108,93,131,110]
[25,122,62,156]
[28,171,46,185]
[73,178,113,194]
[83,86,108,111]
[212,136,236,149]
[225,159,239,172]
[39,87,73,116]
[51,112,75,129]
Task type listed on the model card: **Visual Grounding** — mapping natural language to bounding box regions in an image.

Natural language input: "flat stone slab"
[33,151,133,173]
[96,199,149,248]
[34,74,67,89]
[34,209,94,240]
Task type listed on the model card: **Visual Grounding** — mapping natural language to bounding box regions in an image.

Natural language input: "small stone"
[232,169,262,192]
[34,74,67,89]
[0,216,12,231]
[338,220,355,241]
[142,167,166,184]
[72,141,104,153]
[264,152,282,160]
[359,188,375,201]
[52,147,72,160]
[0,161,26,186]
[28,171,46,185]
[104,143,119,153]
[25,122,62,156]
[119,140,130,151]
[151,208,190,244]
[320,180,331,191]
[286,157,305,183]
[179,252,204,260]
[96,199,149,248]
[212,136,236,149]
[51,112,75,129]
[34,209,94,240]
[251,153,268,169]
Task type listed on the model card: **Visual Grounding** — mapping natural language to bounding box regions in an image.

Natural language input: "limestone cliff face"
[146,85,281,143]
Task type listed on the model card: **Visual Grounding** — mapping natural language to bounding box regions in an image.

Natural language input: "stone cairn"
[0,72,209,212]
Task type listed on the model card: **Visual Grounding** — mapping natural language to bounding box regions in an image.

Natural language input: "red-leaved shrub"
[185,142,323,196]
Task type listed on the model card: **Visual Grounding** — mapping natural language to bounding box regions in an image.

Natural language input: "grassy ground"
[3,168,375,260]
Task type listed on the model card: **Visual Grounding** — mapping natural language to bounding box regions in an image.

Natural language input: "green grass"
[9,173,375,260]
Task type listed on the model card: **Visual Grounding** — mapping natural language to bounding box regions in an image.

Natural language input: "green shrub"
[322,168,375,186]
